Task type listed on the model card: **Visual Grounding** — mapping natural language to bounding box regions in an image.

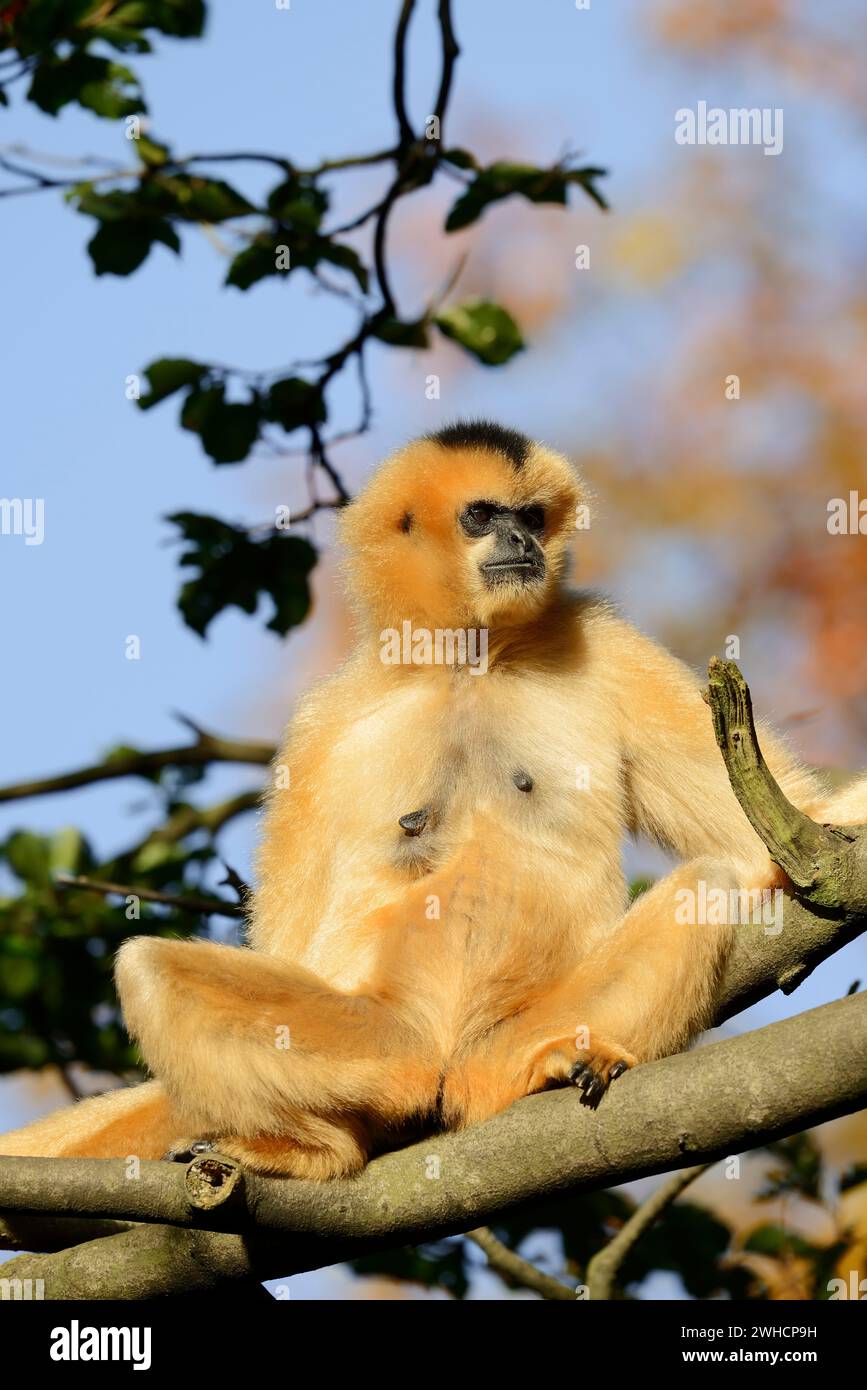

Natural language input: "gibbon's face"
[339,422,583,633]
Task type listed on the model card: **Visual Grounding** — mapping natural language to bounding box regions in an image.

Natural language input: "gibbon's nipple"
[399,808,429,837]
[513,770,534,793]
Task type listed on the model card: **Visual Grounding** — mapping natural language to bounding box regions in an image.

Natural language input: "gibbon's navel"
[513,770,534,793]
[398,808,429,836]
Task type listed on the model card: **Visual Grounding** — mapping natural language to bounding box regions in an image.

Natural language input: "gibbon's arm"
[249,675,349,959]
[603,617,826,872]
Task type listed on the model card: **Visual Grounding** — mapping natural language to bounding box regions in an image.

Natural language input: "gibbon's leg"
[0,939,441,1178]
[446,857,752,1127]
[0,1079,178,1160]
[111,936,440,1178]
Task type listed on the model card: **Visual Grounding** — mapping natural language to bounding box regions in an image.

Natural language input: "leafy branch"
[0,0,607,640]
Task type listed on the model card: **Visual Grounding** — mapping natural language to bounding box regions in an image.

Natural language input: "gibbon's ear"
[337,423,584,630]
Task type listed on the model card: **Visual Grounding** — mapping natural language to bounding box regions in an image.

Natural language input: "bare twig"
[466,1225,575,1300]
[0,736,274,803]
[56,874,246,921]
[586,1163,710,1300]
[392,0,418,152]
[433,0,461,133]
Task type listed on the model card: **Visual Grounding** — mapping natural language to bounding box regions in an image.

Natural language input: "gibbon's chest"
[335,667,626,868]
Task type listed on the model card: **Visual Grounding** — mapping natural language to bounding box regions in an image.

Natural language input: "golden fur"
[2,428,866,1177]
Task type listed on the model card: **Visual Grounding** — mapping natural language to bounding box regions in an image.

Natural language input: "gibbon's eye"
[460,501,497,535]
[520,505,545,535]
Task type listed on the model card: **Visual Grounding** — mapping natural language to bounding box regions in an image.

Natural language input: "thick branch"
[2,992,865,1293]
[0,1224,280,1300]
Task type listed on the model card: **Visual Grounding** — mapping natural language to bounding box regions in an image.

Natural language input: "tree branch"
[465,1225,575,1300]
[2,992,866,1296]
[0,736,274,803]
[392,0,418,152]
[433,0,460,131]
[55,875,245,921]
[586,1163,710,1300]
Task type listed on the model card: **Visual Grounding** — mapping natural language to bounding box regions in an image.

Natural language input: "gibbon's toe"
[163,1138,217,1163]
[568,1045,634,1107]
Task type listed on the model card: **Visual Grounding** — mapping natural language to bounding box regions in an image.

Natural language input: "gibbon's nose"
[508,526,531,553]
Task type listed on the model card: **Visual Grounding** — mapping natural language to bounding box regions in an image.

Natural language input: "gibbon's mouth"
[482,559,545,585]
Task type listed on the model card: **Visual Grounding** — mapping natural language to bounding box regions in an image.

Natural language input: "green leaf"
[264,378,326,432]
[0,955,41,1001]
[743,1224,817,1258]
[226,238,283,290]
[352,1242,469,1299]
[442,147,477,171]
[168,512,317,637]
[318,239,368,292]
[48,827,88,877]
[2,831,52,887]
[226,229,367,293]
[372,317,430,349]
[86,217,178,276]
[86,23,152,54]
[435,298,524,367]
[566,166,609,212]
[29,53,143,119]
[8,0,98,52]
[622,1202,752,1300]
[136,135,170,167]
[445,160,608,232]
[175,384,261,463]
[180,384,224,434]
[758,1134,823,1203]
[69,185,137,220]
[266,177,328,231]
[154,173,255,222]
[141,0,206,39]
[138,358,206,409]
[201,400,261,464]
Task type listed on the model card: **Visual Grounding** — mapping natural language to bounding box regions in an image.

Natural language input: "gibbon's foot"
[569,1046,634,1109]
[526,1033,637,1101]
[162,1138,217,1163]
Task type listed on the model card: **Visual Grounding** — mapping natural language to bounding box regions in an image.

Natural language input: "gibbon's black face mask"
[459,500,546,587]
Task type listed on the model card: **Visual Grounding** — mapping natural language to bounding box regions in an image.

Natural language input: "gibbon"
[2,420,865,1178]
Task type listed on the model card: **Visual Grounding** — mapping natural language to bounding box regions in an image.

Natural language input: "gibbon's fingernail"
[582,1078,604,1103]
[513,770,534,793]
[399,809,428,836]
[569,1061,588,1083]
[609,1061,628,1080]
